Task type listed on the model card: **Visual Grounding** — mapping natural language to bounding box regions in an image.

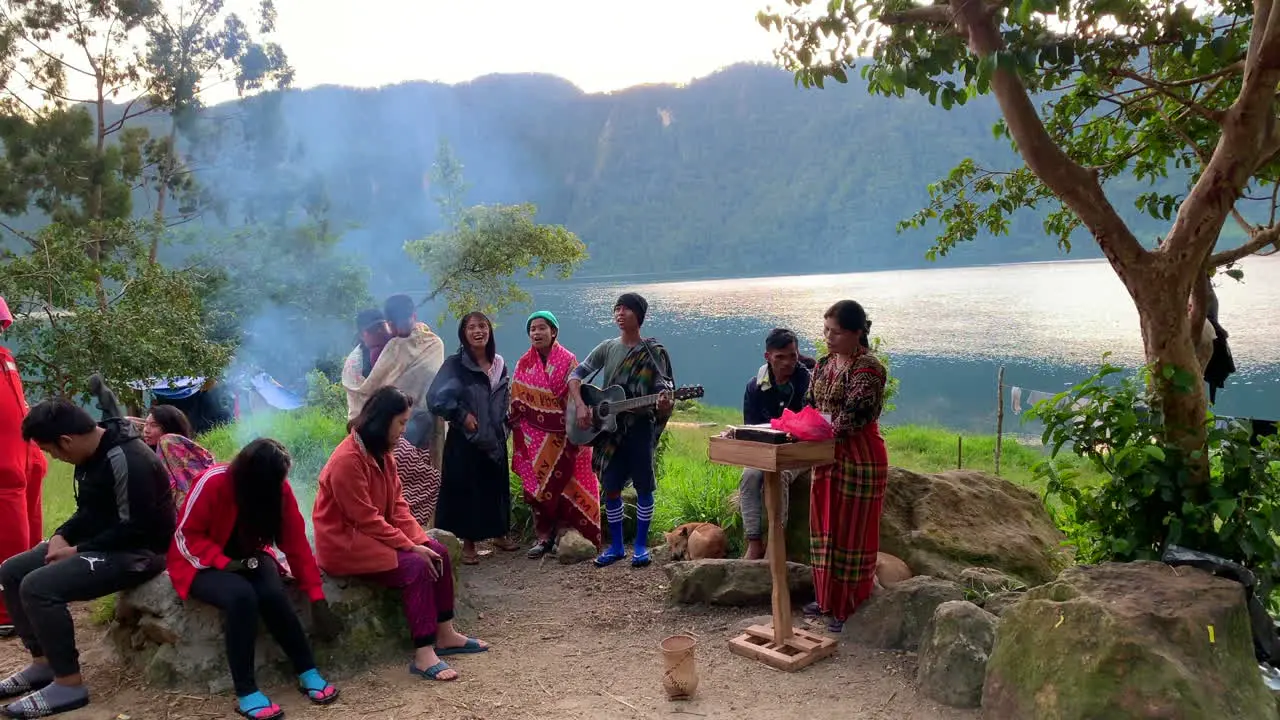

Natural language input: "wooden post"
[995,366,1005,475]
[957,435,963,469]
[763,470,792,644]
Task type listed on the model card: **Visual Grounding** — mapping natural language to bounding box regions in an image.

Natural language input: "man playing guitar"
[567,293,673,568]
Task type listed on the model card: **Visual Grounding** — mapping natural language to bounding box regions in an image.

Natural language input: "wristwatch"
[245,557,259,570]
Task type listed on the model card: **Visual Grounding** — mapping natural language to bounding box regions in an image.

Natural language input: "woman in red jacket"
[170,438,342,719]
[312,386,488,683]
[0,297,46,638]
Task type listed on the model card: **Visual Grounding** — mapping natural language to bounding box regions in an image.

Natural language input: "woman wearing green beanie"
[508,311,601,558]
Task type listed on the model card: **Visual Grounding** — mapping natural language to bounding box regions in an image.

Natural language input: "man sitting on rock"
[0,399,175,718]
[739,328,811,560]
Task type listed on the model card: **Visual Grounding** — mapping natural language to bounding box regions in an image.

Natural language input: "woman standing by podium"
[804,300,888,633]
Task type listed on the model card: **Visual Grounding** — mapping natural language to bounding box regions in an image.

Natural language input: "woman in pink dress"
[509,311,601,558]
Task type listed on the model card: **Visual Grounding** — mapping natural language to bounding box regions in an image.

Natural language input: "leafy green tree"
[405,139,588,320]
[759,0,1280,476]
[0,1,158,234]
[0,220,231,400]
[141,0,293,260]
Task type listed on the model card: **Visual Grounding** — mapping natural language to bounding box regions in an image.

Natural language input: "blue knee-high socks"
[605,496,625,554]
[633,493,654,564]
[594,496,627,567]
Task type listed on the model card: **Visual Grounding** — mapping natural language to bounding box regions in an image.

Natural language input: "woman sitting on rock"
[169,438,342,720]
[312,386,489,682]
[88,375,215,510]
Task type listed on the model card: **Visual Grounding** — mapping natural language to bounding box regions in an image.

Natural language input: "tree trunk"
[1130,268,1210,482]
[91,78,108,310]
[149,122,177,264]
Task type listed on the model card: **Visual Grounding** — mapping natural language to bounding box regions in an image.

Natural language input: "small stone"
[959,566,1026,595]
[556,530,598,565]
[916,600,998,708]
[981,590,1025,617]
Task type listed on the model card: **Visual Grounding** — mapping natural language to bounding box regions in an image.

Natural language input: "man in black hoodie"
[0,399,174,718]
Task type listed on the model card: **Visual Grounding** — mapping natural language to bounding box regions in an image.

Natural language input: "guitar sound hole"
[597,403,610,417]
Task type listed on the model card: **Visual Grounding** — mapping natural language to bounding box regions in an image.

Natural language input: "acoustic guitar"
[565,383,704,446]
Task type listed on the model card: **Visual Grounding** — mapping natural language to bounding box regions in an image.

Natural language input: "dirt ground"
[0,547,979,720]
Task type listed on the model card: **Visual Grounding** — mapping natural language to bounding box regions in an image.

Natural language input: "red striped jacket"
[167,464,324,602]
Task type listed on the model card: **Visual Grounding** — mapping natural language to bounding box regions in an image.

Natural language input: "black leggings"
[188,558,316,696]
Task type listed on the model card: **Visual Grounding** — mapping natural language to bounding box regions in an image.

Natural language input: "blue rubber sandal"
[436,637,488,656]
[410,660,457,681]
[631,549,652,568]
[593,548,627,568]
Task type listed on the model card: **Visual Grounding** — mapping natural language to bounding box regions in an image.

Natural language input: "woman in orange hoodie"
[312,386,488,682]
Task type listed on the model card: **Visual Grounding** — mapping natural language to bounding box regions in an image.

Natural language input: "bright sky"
[269,0,782,94]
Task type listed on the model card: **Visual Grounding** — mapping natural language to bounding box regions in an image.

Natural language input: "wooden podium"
[708,436,839,671]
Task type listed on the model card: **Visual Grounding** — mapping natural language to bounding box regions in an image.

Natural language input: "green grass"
[39,403,1101,554]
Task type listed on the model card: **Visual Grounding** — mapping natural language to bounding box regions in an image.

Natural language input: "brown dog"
[874,552,913,589]
[664,522,729,561]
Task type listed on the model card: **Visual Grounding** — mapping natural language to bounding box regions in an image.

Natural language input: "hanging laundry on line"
[1009,386,1079,414]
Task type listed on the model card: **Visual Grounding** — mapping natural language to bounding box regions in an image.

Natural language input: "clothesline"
[1008,385,1084,414]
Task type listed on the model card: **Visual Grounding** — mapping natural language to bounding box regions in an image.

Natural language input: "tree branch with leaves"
[759,0,1280,479]
[404,139,588,321]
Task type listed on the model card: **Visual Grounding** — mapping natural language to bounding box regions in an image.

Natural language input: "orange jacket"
[311,434,428,576]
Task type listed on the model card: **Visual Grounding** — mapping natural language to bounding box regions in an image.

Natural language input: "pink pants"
[361,540,455,647]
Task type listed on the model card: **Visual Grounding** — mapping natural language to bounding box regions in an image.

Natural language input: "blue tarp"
[250,373,303,411]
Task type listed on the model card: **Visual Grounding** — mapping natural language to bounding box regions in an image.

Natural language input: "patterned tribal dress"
[807,348,888,622]
[509,343,601,547]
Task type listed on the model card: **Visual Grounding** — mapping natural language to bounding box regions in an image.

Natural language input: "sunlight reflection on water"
[575,256,1280,368]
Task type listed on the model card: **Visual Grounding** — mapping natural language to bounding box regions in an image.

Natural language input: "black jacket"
[55,419,176,555]
[427,349,511,465]
[743,363,811,425]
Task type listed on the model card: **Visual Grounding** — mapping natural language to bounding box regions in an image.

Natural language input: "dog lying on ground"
[874,552,913,589]
[664,522,729,560]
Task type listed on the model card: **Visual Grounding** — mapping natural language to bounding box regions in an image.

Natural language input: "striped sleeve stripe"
[174,466,225,570]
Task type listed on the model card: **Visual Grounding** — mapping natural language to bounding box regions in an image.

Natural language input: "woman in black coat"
[427,312,514,564]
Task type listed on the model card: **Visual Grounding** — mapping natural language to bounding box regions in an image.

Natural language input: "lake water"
[477,257,1280,433]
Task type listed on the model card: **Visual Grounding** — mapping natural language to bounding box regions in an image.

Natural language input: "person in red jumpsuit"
[0,297,47,637]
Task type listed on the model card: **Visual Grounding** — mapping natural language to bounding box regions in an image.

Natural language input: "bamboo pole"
[957,435,963,469]
[995,366,1005,475]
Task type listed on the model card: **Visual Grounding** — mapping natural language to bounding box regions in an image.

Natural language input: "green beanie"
[526,310,559,331]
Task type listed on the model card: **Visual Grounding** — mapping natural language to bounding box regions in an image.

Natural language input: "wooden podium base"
[708,437,840,673]
[728,623,838,672]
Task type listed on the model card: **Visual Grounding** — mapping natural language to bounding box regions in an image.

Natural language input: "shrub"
[1029,359,1280,603]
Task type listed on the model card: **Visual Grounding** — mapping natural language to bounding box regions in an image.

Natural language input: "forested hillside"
[10,63,1190,282]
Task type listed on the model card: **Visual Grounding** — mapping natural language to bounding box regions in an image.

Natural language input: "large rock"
[982,561,1274,719]
[880,467,1067,587]
[846,575,964,650]
[111,569,477,693]
[664,559,813,606]
[426,528,462,572]
[916,601,998,708]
